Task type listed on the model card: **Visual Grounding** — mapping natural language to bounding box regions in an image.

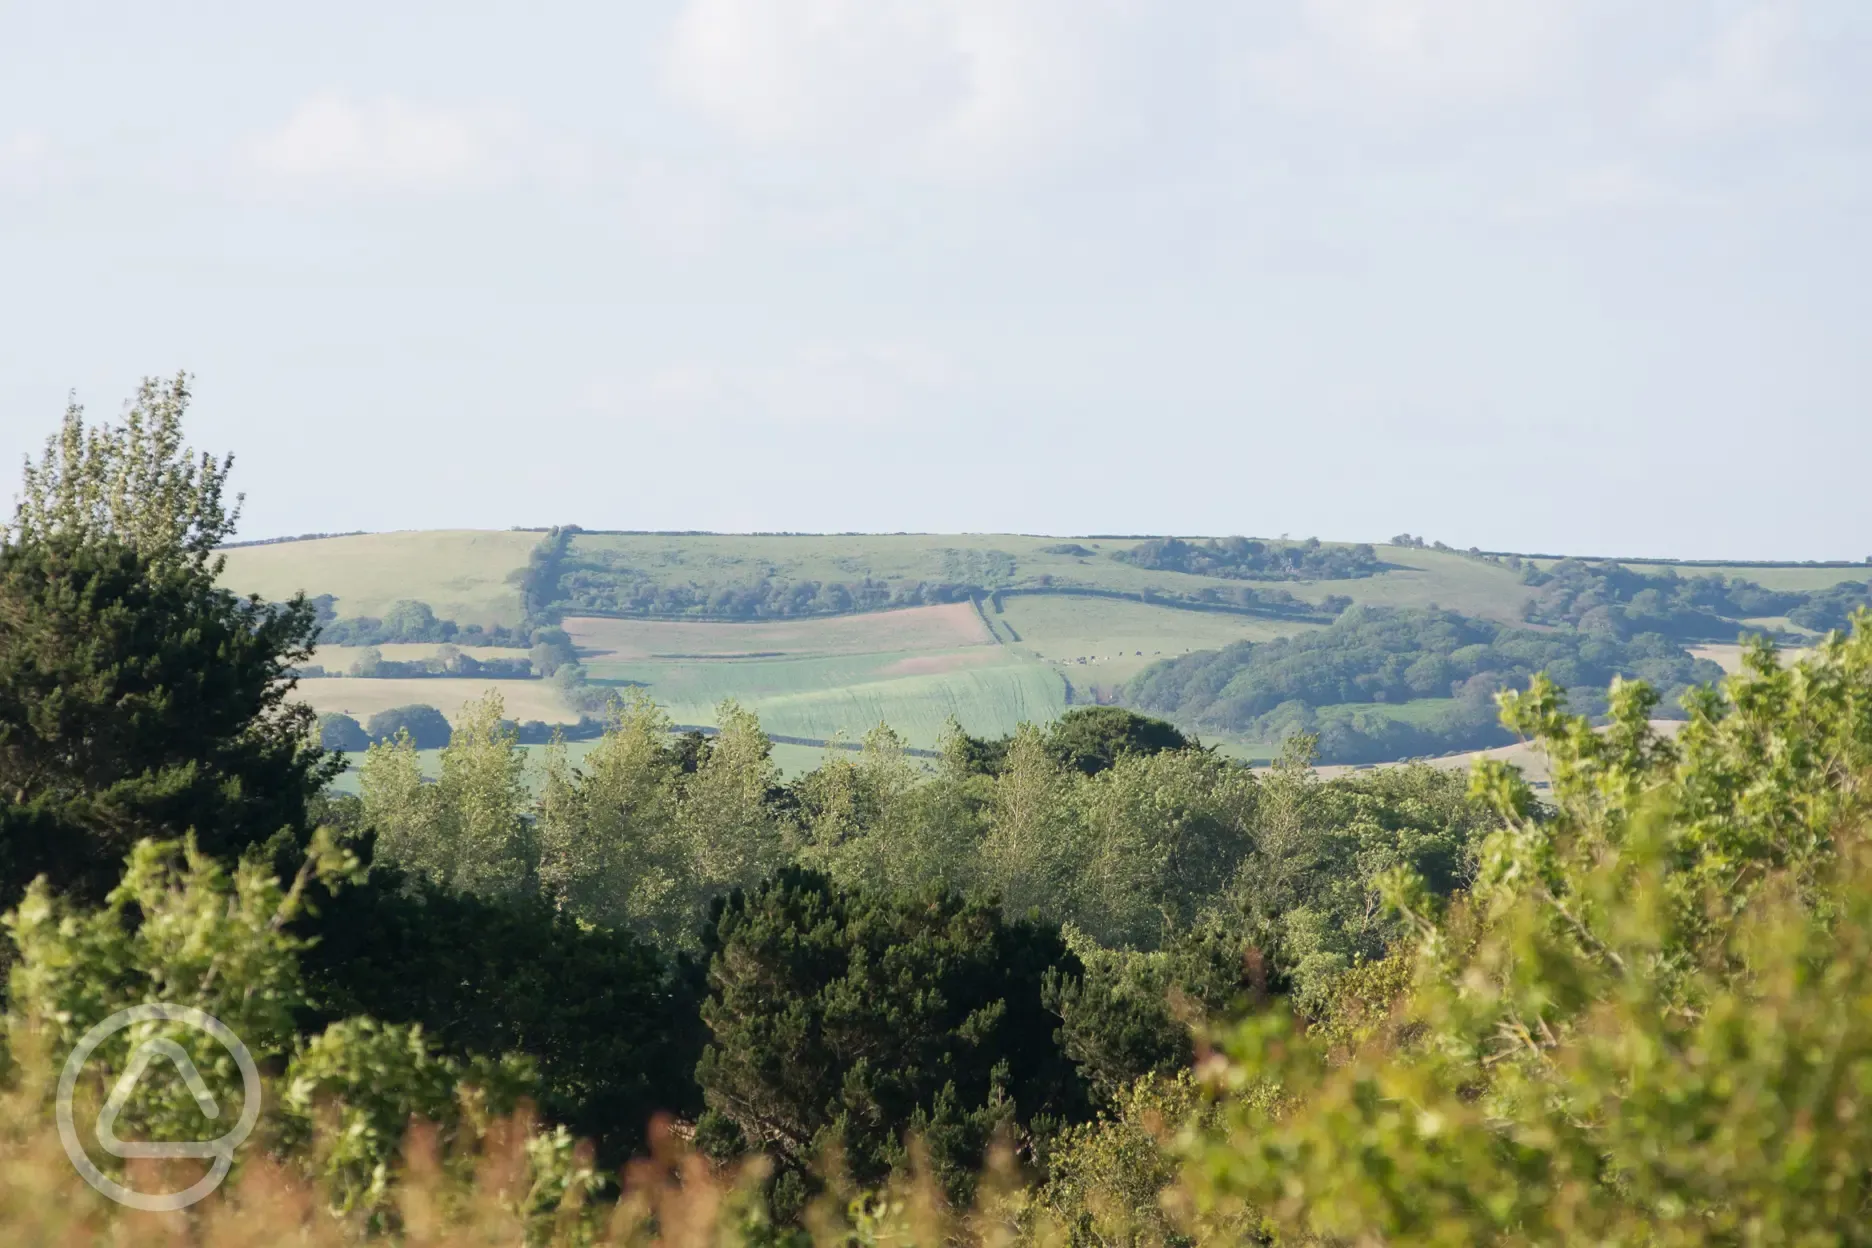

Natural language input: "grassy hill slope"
[220,529,538,625]
[222,530,1867,765]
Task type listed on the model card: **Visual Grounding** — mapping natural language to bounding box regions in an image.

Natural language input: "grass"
[221,532,1866,639]
[302,606,1065,752]
[563,606,1060,749]
[563,603,990,660]
[219,530,540,626]
[1314,696,1461,727]
[1310,546,1532,621]
[583,649,1066,749]
[996,594,1322,690]
[560,532,1398,611]
[235,532,1862,771]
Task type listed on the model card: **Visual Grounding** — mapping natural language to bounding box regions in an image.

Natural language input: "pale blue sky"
[1,1,1866,559]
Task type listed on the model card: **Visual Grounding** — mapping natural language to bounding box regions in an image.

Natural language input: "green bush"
[319,712,370,752]
[365,704,452,749]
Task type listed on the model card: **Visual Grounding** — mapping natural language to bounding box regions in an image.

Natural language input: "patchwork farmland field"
[581,646,1064,748]
[229,530,1868,769]
[995,594,1322,691]
[563,602,991,660]
[561,606,1060,747]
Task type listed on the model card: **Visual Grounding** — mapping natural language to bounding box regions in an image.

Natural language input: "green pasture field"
[563,602,991,660]
[220,531,1867,644]
[561,532,1394,611]
[1311,546,1531,621]
[219,530,539,626]
[233,531,1866,775]
[583,648,1066,749]
[1313,696,1461,727]
[995,594,1323,691]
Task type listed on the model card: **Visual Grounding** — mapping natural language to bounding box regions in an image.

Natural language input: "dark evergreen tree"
[295,839,704,1167]
[365,703,452,748]
[0,535,335,906]
[1043,706,1192,776]
[694,868,1089,1208]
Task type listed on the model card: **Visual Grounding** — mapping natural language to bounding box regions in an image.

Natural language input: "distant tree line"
[1512,560,1872,641]
[1124,605,1725,763]
[216,529,369,548]
[515,530,1372,627]
[991,583,1349,623]
[308,595,532,647]
[1788,579,1872,633]
[1517,560,1804,639]
[556,560,980,620]
[1114,536,1383,581]
[318,705,608,752]
[340,644,534,680]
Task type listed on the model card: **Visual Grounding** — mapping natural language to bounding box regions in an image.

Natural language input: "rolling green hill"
[223,530,1870,766]
[221,529,538,626]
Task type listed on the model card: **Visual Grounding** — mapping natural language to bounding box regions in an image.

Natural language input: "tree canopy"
[1114,535,1382,581]
[694,867,1088,1210]
[0,535,333,906]
[1125,604,1725,762]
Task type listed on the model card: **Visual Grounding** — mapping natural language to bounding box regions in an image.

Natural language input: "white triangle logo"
[95,1037,225,1160]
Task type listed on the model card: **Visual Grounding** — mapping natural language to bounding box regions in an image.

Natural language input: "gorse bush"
[2,830,594,1234]
[1185,617,1872,1245]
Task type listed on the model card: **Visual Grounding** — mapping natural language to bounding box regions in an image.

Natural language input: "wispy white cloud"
[245,93,589,192]
[1648,3,1812,135]
[660,0,1134,177]
[1251,0,1581,115]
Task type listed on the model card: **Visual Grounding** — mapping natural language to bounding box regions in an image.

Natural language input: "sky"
[0,1,1867,559]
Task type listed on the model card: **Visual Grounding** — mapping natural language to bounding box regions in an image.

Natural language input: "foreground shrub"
[1185,618,1872,1244]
